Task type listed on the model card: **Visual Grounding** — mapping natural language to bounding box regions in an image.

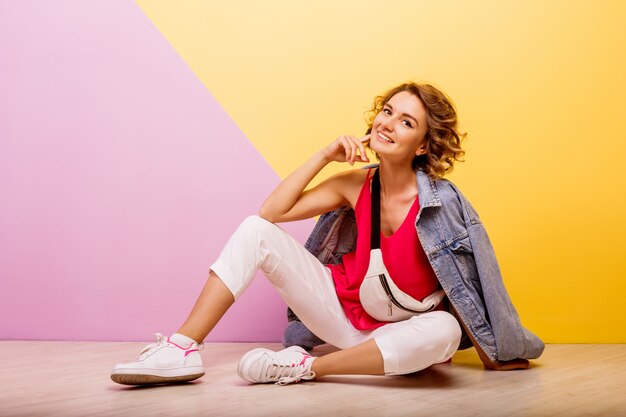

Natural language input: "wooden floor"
[0,342,624,417]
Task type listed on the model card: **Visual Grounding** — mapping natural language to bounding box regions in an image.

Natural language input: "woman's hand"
[321,134,371,166]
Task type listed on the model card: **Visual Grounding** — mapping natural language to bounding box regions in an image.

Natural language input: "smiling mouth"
[376,132,394,143]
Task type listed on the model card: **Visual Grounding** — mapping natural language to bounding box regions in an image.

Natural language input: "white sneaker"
[111,333,205,385]
[237,345,316,385]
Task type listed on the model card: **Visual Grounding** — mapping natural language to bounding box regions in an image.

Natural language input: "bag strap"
[371,167,381,250]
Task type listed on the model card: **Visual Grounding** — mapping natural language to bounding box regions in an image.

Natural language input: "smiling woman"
[364,83,467,180]
[111,80,543,387]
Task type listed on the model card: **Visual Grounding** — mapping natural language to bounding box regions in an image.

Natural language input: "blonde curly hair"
[364,82,467,180]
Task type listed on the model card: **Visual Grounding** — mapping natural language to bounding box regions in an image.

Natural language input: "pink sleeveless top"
[325,168,441,331]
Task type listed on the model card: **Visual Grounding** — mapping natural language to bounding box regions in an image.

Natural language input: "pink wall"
[0,1,315,342]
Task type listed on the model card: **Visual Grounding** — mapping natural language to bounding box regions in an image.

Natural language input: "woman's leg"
[173,213,351,345]
[311,339,385,376]
[238,311,461,383]
[175,270,235,343]
[198,215,395,382]
[112,214,357,385]
[312,311,462,378]
[113,215,458,385]
[112,214,376,385]
[201,215,461,380]
[198,215,366,346]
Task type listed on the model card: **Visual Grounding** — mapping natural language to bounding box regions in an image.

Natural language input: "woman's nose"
[380,117,394,132]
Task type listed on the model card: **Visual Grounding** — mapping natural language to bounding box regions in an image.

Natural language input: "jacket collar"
[364,163,442,209]
[416,168,442,208]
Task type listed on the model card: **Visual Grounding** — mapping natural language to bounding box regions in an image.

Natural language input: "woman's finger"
[340,137,350,162]
[349,136,357,165]
[348,135,367,163]
[351,135,366,159]
[359,134,371,161]
[334,135,370,164]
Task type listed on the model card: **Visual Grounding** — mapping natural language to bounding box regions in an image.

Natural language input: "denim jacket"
[287,165,544,362]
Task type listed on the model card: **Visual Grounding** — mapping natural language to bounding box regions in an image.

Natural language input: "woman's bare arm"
[259,134,371,224]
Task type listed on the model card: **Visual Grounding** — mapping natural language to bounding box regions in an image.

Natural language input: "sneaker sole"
[111,371,205,385]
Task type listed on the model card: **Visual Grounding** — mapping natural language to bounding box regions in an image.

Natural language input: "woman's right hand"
[321,134,372,166]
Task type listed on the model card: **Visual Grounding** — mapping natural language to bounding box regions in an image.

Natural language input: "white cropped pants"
[209,215,462,375]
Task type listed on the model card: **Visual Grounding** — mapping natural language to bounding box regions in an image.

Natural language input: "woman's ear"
[415,145,427,157]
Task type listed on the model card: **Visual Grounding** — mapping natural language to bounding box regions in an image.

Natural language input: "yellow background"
[136,0,626,342]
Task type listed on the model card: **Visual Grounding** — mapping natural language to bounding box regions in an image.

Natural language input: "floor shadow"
[107,379,203,392]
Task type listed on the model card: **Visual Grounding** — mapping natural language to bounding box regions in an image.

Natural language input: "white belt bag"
[359,168,446,322]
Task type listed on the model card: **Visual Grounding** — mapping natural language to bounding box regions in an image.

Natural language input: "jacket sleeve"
[457,188,545,361]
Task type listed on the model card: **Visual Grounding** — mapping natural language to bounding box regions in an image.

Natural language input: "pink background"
[0,1,314,342]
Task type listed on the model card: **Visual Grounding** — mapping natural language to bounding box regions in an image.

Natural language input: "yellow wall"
[136,0,626,342]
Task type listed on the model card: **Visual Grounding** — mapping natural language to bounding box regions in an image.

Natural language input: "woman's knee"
[427,311,462,344]
[236,215,276,238]
[407,311,462,360]
[375,312,463,375]
[240,214,272,229]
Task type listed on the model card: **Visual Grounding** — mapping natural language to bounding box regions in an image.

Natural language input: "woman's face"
[370,91,429,162]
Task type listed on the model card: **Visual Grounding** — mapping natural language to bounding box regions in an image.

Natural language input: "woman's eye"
[381,108,412,127]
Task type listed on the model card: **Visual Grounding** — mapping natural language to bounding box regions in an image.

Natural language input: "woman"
[111,82,543,386]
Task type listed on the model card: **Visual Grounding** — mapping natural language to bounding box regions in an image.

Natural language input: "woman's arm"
[259,134,371,224]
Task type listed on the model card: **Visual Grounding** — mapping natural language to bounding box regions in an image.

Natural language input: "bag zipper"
[378,274,435,315]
